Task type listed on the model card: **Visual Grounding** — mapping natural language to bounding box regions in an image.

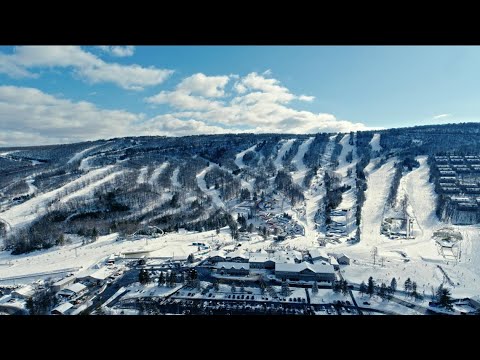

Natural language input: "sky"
[0,45,479,146]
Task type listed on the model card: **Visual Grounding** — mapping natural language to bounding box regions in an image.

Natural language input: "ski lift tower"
[406,216,414,238]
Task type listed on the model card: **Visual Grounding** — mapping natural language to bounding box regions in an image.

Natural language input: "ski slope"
[67,144,101,164]
[171,167,181,188]
[291,137,314,185]
[0,166,116,231]
[136,166,149,184]
[148,163,169,186]
[61,170,124,203]
[369,133,382,152]
[336,133,357,178]
[234,145,257,169]
[273,139,295,171]
[196,167,225,209]
[359,157,397,248]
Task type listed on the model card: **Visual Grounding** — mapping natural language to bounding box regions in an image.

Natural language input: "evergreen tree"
[281,280,290,296]
[341,280,349,296]
[367,277,375,297]
[312,281,319,294]
[139,269,150,285]
[213,279,219,291]
[91,227,98,242]
[379,283,388,300]
[169,271,177,287]
[158,271,164,286]
[389,278,397,295]
[404,278,412,296]
[26,287,55,315]
[437,285,454,310]
[411,281,419,299]
[332,281,341,294]
[247,223,254,233]
[231,284,236,293]
[359,281,367,297]
[187,253,195,263]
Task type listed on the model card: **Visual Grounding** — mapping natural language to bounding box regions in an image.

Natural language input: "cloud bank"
[0,46,173,90]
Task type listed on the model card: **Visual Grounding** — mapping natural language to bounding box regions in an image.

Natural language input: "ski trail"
[273,139,296,171]
[291,137,314,185]
[171,167,181,188]
[369,133,382,153]
[235,145,257,169]
[67,144,101,164]
[148,162,169,186]
[136,166,149,184]
[196,167,225,209]
[0,166,115,230]
[359,158,397,247]
[61,170,124,203]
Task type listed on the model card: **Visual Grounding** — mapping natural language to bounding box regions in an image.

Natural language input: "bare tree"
[371,246,378,266]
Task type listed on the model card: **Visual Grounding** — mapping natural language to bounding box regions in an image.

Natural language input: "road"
[336,270,363,315]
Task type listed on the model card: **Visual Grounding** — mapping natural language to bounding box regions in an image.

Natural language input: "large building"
[275,262,336,283]
[249,253,275,270]
[51,302,74,315]
[215,262,250,276]
[57,283,87,299]
[52,276,77,292]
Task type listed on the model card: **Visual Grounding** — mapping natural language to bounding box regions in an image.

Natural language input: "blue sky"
[0,46,478,146]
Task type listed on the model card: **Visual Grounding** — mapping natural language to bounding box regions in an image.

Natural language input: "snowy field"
[0,228,232,285]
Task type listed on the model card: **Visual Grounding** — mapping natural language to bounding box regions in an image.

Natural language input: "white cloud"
[0,73,376,146]
[0,46,173,90]
[298,95,315,102]
[0,86,230,146]
[432,113,451,120]
[177,73,230,98]
[146,90,223,111]
[146,73,230,109]
[149,72,374,134]
[98,46,135,57]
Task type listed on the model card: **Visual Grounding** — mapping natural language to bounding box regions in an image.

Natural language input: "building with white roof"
[51,302,74,315]
[216,262,250,276]
[78,267,115,284]
[11,285,35,299]
[52,276,77,292]
[275,262,335,282]
[309,248,329,262]
[57,283,87,298]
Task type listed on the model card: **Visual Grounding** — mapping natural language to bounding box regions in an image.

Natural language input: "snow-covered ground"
[234,144,257,169]
[0,228,231,285]
[61,170,124,203]
[171,167,181,188]
[0,166,117,231]
[291,137,314,185]
[352,291,422,315]
[336,133,357,178]
[25,176,37,196]
[318,156,480,299]
[196,166,224,209]
[369,133,382,153]
[308,288,350,305]
[121,283,183,300]
[148,162,169,186]
[67,144,101,164]
[136,166,149,184]
[273,139,295,171]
